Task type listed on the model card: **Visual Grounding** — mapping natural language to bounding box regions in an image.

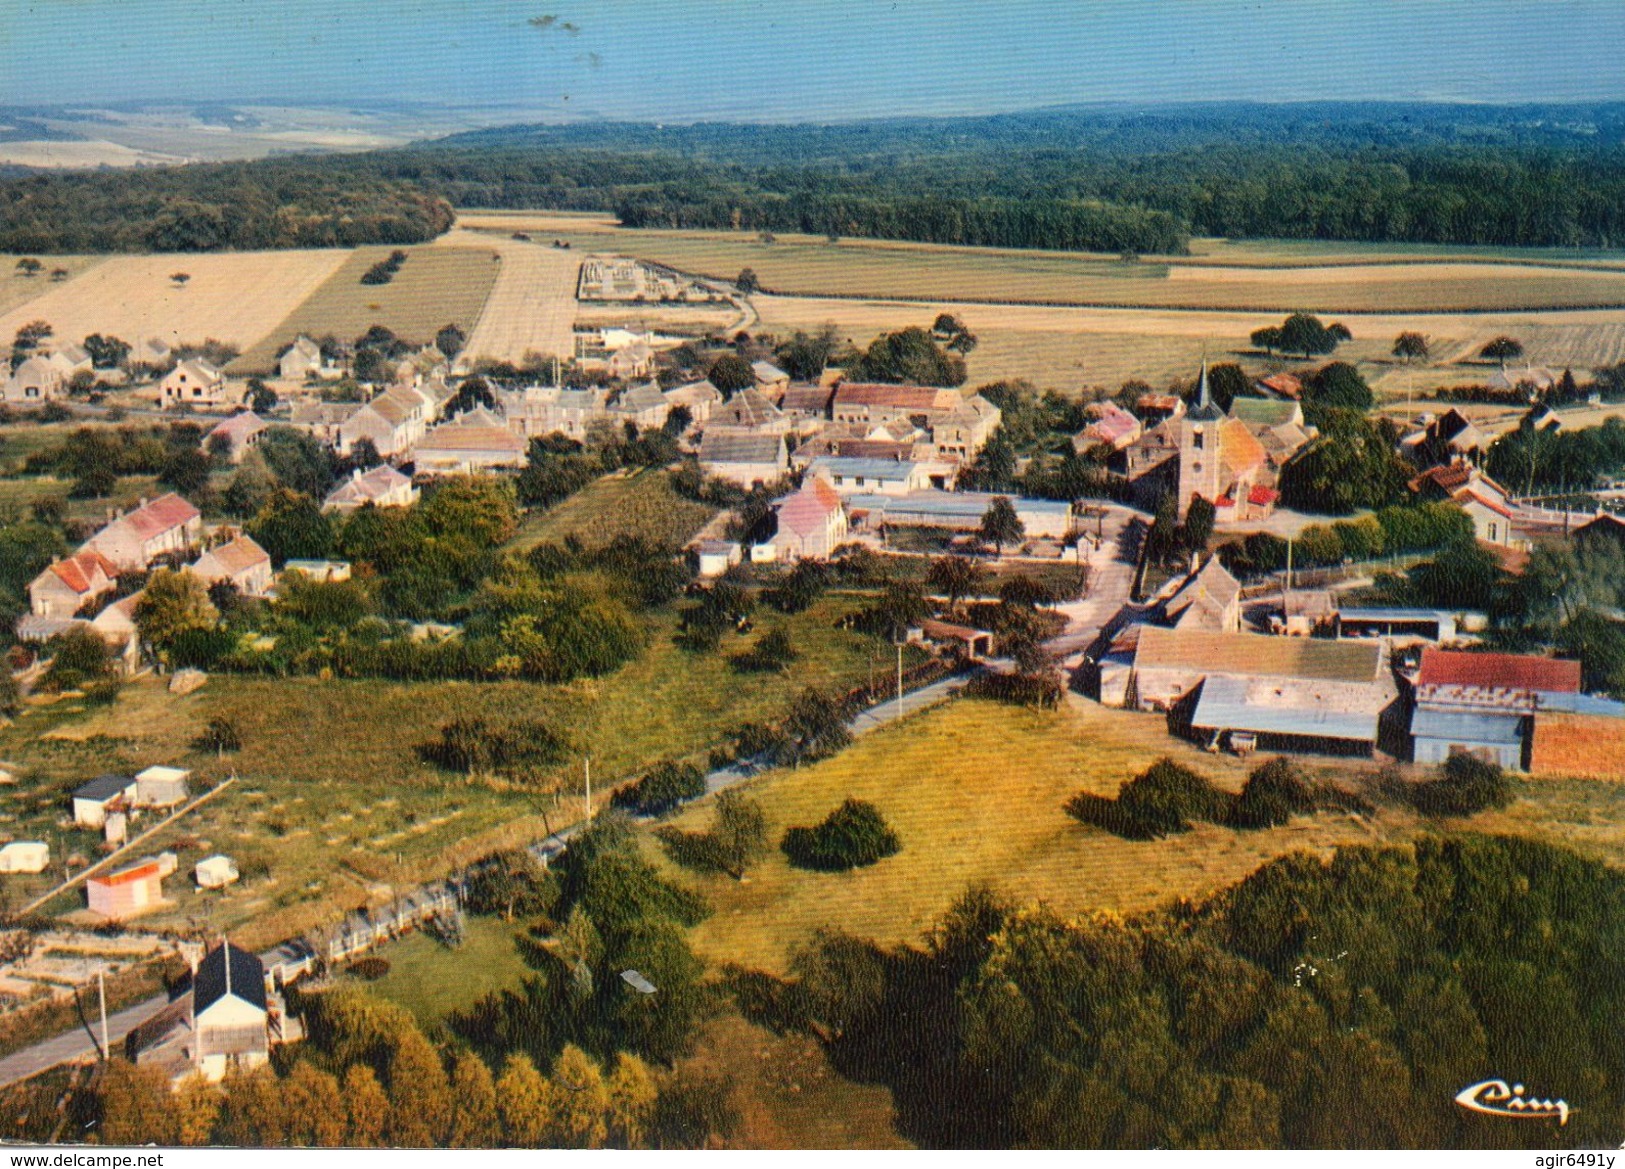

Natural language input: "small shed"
[695,540,742,578]
[104,811,128,846]
[195,855,240,890]
[0,842,48,874]
[134,766,190,809]
[72,774,136,828]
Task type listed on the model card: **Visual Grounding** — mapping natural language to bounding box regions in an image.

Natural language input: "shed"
[0,842,48,874]
[195,855,240,889]
[1191,674,1385,757]
[72,774,136,828]
[695,540,741,578]
[1410,706,1526,770]
[134,765,190,809]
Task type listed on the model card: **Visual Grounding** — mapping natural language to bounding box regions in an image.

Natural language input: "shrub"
[781,799,900,871]
[964,671,1063,707]
[1230,757,1318,829]
[612,761,707,817]
[1408,754,1512,816]
[1069,759,1234,839]
[83,678,121,707]
[348,957,390,981]
[419,717,570,777]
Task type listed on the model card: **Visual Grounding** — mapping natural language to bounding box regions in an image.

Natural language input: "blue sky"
[3,1,1624,120]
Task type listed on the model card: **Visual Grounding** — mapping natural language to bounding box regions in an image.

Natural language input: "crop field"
[436,228,580,366]
[0,259,106,316]
[0,250,349,355]
[506,469,718,553]
[232,245,502,374]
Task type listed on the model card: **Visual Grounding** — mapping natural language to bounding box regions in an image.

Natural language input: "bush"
[964,671,1063,707]
[348,957,390,981]
[194,718,242,754]
[1408,754,1512,816]
[612,761,707,817]
[419,717,570,777]
[781,799,900,871]
[1230,757,1318,829]
[1068,758,1234,839]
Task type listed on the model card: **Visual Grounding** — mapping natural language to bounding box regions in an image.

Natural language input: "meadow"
[231,244,502,374]
[505,468,718,553]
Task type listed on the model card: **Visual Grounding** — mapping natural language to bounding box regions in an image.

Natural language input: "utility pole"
[895,640,904,718]
[97,969,109,1061]
[583,755,592,823]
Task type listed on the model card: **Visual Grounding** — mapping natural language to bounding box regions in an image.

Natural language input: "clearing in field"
[506,469,718,553]
[436,228,580,367]
[0,250,349,356]
[231,245,502,374]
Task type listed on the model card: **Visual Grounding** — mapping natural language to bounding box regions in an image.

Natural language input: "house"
[1487,365,1556,395]
[83,493,203,571]
[1573,512,1625,554]
[1254,373,1304,400]
[1136,393,1186,424]
[714,388,789,434]
[322,465,419,512]
[195,855,239,889]
[767,478,848,562]
[1402,408,1488,467]
[830,382,953,427]
[779,382,835,426]
[1410,647,1583,769]
[189,535,273,597]
[1123,627,1396,757]
[159,360,230,410]
[1074,403,1143,453]
[192,940,271,1079]
[200,412,267,464]
[806,455,932,497]
[72,774,137,827]
[289,400,359,445]
[1163,557,1242,633]
[698,430,788,488]
[277,336,325,381]
[336,388,427,457]
[664,379,724,426]
[86,852,176,920]
[607,381,672,431]
[499,386,609,441]
[752,360,790,397]
[2,353,71,402]
[91,593,144,670]
[134,766,190,809]
[0,842,48,874]
[845,490,1076,541]
[412,414,528,475]
[928,395,1001,460]
[28,550,119,619]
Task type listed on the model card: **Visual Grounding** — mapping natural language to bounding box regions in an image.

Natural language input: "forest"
[8,103,1625,253]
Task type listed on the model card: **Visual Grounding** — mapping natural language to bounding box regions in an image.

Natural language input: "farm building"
[0,842,48,874]
[189,535,273,597]
[288,401,358,445]
[1337,607,1469,645]
[698,430,788,488]
[714,388,789,434]
[1254,373,1303,400]
[1409,647,1584,768]
[72,774,136,828]
[28,549,119,619]
[844,490,1076,541]
[200,412,267,463]
[752,360,790,396]
[1162,557,1242,633]
[694,540,742,578]
[606,381,672,431]
[83,493,203,572]
[664,378,723,426]
[159,360,230,410]
[87,853,176,920]
[778,382,835,424]
[322,465,419,512]
[135,766,190,809]
[195,855,239,889]
[807,456,933,497]
[1121,627,1397,757]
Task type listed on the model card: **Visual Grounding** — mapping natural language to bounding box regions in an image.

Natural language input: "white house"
[83,494,203,571]
[322,465,419,512]
[191,940,271,1081]
[159,360,231,410]
[72,774,137,828]
[134,766,191,810]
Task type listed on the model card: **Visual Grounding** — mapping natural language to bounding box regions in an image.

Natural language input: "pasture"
[506,469,718,553]
[232,245,502,373]
[0,250,349,354]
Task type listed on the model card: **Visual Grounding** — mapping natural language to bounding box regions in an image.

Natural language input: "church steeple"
[1189,356,1223,422]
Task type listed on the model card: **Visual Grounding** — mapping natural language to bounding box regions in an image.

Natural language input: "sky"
[2,0,1624,122]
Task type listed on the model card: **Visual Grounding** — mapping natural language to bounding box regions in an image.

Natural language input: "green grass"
[349,916,533,1028]
[507,468,718,553]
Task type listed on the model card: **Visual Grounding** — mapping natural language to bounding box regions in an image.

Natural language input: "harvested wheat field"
[0,250,348,354]
[438,228,580,365]
[0,259,107,316]
[232,244,502,373]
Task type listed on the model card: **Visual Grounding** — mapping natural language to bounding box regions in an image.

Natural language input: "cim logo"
[1455,1079,1572,1126]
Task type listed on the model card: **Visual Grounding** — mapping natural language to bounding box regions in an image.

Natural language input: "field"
[436,228,580,366]
[0,261,106,316]
[0,250,349,355]
[352,916,533,1029]
[231,245,503,373]
[5,593,896,945]
[506,469,718,553]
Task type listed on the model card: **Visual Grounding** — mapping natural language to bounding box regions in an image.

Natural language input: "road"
[1046,505,1146,661]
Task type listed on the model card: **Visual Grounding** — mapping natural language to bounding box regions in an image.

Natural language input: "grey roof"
[845,490,1073,519]
[73,774,133,802]
[1339,607,1461,623]
[808,456,917,481]
[1188,362,1224,422]
[1534,691,1625,718]
[700,430,784,464]
[611,382,667,413]
[1412,706,1525,744]
[195,939,267,1014]
[1191,674,1381,743]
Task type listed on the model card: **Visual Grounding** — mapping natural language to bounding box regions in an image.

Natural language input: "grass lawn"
[350,915,533,1029]
[657,695,1427,974]
[507,468,717,553]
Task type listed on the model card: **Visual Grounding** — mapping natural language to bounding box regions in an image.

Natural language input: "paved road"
[0,988,166,1089]
[1047,505,1145,661]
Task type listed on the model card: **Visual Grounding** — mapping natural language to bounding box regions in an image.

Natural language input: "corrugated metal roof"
[1534,691,1625,718]
[1191,675,1380,742]
[1412,706,1525,744]
[808,456,917,480]
[845,490,1073,519]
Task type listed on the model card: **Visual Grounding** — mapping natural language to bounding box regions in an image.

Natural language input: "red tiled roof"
[93,860,162,888]
[1418,647,1581,694]
[197,536,269,577]
[1454,487,1514,519]
[833,383,944,410]
[1248,485,1279,506]
[775,478,843,537]
[123,494,200,540]
[1257,373,1303,399]
[50,550,117,595]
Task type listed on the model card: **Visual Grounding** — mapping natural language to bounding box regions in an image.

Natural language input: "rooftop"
[1135,626,1385,684]
[1417,647,1581,695]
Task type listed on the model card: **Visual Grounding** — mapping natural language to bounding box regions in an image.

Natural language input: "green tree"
[245,377,277,414]
[421,475,518,547]
[448,1050,501,1149]
[344,1064,390,1147]
[734,268,759,295]
[1305,362,1373,414]
[1391,331,1429,364]
[708,352,756,394]
[782,798,901,870]
[606,1053,659,1148]
[159,446,213,495]
[1481,335,1524,368]
[95,1059,178,1146]
[1278,312,1340,357]
[387,1029,454,1147]
[850,325,966,386]
[1250,326,1284,355]
[927,554,986,615]
[214,1066,288,1146]
[436,322,467,360]
[1182,495,1217,551]
[546,1044,609,1148]
[249,488,334,565]
[282,1062,346,1147]
[979,495,1026,556]
[14,258,42,278]
[132,568,218,655]
[83,333,130,369]
[779,687,853,766]
[711,789,768,879]
[497,1053,553,1146]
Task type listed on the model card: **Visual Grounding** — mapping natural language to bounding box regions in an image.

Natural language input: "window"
[1193,429,1205,450]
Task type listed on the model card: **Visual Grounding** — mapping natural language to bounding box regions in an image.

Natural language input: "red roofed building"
[1417,647,1581,698]
[767,478,848,562]
[28,550,120,618]
[189,535,273,597]
[84,494,203,572]
[87,852,177,920]
[1255,372,1304,400]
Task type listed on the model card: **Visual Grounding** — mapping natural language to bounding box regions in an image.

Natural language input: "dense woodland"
[9,104,1625,253]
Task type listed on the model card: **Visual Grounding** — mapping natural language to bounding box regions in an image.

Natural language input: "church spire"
[1189,354,1222,421]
